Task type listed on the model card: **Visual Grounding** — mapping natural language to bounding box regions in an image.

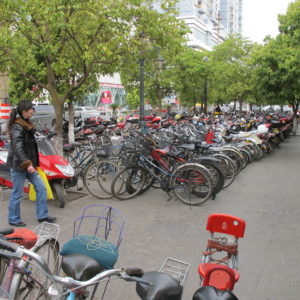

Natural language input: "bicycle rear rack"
[33,222,60,247]
[159,257,190,286]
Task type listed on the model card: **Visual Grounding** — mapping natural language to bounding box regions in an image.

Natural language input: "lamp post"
[203,56,209,114]
[139,58,145,122]
[155,55,165,114]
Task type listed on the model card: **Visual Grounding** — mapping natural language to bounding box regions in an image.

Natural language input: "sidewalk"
[1,135,300,299]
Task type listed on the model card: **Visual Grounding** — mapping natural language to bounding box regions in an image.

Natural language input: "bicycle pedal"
[77,187,83,191]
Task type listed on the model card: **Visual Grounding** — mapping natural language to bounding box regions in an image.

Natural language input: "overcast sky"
[242,0,293,43]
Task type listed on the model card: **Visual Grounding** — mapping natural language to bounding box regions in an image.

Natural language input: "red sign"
[100,90,112,104]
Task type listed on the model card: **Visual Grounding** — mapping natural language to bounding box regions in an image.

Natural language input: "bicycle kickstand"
[166,191,173,202]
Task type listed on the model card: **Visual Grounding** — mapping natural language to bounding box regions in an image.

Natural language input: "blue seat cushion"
[60,235,118,270]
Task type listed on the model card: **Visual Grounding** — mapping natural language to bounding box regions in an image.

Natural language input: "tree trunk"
[67,101,75,144]
[292,101,299,136]
[233,100,237,111]
[292,114,298,135]
[239,99,243,113]
[52,98,65,156]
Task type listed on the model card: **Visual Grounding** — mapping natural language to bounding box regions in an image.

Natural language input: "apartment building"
[176,0,243,51]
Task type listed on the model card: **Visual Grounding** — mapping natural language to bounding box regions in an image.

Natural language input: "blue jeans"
[8,169,48,223]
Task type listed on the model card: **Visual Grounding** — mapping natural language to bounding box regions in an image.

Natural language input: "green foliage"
[125,88,140,109]
[171,47,209,108]
[0,0,187,143]
[119,10,188,109]
[210,35,256,106]
[252,1,300,113]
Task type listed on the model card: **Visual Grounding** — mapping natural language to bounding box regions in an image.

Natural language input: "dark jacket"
[7,118,39,170]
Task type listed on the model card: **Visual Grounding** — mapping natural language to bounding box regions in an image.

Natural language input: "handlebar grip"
[0,238,19,252]
[125,268,144,277]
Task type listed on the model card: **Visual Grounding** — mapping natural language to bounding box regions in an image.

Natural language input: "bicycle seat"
[193,286,238,300]
[71,141,82,147]
[63,144,75,152]
[61,253,102,281]
[136,271,182,300]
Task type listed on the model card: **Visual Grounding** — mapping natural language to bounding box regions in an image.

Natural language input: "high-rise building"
[175,0,243,51]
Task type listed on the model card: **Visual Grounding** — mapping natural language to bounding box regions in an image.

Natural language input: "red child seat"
[5,228,38,249]
[198,214,246,291]
[199,264,237,291]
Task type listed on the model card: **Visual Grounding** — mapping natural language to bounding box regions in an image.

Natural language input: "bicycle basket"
[96,144,111,157]
[5,228,38,249]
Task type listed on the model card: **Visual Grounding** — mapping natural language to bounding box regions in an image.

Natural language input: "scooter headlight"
[55,164,74,177]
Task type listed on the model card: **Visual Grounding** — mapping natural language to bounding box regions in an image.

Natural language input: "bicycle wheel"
[200,161,225,197]
[63,152,78,170]
[214,154,236,189]
[111,165,147,200]
[83,160,119,199]
[15,239,59,300]
[239,149,250,168]
[222,148,243,175]
[171,163,213,206]
[190,159,225,198]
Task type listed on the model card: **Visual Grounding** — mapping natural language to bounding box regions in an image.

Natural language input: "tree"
[252,1,300,132]
[0,0,185,152]
[210,35,256,112]
[119,17,187,113]
[171,47,210,113]
[125,88,140,110]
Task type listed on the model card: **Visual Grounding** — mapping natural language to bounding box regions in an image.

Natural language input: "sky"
[243,0,294,43]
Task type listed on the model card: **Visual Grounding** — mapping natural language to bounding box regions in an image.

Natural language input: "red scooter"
[0,132,74,208]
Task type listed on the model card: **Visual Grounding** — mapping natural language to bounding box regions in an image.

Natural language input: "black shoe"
[9,221,26,227]
[38,216,57,223]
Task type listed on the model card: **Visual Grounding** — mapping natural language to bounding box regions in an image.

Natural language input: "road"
[0,135,300,299]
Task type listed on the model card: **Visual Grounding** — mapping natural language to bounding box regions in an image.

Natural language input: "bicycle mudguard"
[136,271,182,300]
[193,286,238,300]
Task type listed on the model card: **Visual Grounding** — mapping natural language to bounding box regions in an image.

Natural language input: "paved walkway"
[0,135,300,299]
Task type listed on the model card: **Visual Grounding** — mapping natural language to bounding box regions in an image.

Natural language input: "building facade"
[176,0,243,51]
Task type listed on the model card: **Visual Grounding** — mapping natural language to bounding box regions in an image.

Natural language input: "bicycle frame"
[138,153,207,191]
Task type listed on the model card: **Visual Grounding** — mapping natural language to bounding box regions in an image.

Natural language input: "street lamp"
[203,56,209,114]
[139,58,145,122]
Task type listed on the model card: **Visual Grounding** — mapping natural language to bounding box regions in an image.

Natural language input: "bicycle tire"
[222,148,243,175]
[83,160,119,199]
[63,152,78,170]
[191,160,225,197]
[111,165,147,200]
[15,239,59,300]
[212,153,236,189]
[171,163,213,206]
[239,149,250,168]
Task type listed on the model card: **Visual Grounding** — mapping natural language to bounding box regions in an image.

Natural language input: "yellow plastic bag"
[29,167,53,201]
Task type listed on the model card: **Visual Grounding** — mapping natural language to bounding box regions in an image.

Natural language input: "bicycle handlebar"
[0,237,19,252]
[0,239,152,291]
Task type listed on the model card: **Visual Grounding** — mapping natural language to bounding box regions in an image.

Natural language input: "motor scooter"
[0,132,74,208]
